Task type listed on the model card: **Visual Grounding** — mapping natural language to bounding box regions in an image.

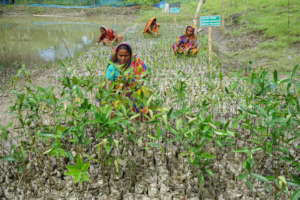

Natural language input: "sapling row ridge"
[0,16,299,200]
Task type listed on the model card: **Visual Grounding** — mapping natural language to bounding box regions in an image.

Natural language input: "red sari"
[98,26,124,45]
[98,28,116,42]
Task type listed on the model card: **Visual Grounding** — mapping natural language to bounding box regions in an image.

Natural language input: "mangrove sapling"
[2,19,299,199]
[232,68,300,197]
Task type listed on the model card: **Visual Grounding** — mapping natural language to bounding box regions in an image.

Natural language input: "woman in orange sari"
[172,25,199,56]
[143,17,160,36]
[97,26,124,46]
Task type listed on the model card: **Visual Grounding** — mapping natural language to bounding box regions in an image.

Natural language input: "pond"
[0,16,100,64]
[0,15,126,85]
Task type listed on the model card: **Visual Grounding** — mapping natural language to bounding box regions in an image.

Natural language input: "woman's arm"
[98,34,105,44]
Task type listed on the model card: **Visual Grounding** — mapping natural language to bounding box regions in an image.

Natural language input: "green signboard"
[200,15,222,27]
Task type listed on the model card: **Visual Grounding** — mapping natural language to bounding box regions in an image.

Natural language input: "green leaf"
[198,173,205,185]
[244,157,253,172]
[2,156,17,162]
[200,152,215,160]
[291,189,300,200]
[0,124,10,140]
[215,130,235,137]
[234,148,251,153]
[238,173,249,180]
[224,87,230,94]
[251,173,270,183]
[287,82,292,93]
[65,156,90,183]
[148,142,160,148]
[291,65,299,80]
[273,70,278,83]
[205,168,214,176]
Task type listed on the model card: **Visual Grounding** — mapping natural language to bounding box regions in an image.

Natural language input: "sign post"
[208,27,212,67]
[200,15,222,74]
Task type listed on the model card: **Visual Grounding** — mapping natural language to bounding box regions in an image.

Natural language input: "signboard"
[169,3,181,14]
[200,15,221,27]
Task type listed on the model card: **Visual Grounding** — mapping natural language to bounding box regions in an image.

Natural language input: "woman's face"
[117,49,131,65]
[186,27,194,36]
[152,19,156,25]
[100,28,106,34]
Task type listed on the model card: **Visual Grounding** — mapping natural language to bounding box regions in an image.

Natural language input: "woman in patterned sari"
[105,43,150,114]
[172,25,199,56]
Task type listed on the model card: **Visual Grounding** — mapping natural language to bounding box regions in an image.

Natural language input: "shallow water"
[0,16,100,66]
[0,14,132,86]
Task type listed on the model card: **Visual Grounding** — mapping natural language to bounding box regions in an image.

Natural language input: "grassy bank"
[202,0,300,72]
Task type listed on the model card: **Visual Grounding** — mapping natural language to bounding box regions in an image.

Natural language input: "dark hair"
[151,18,157,26]
[186,26,195,33]
[111,43,132,66]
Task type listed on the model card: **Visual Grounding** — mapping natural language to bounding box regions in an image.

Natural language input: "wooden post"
[221,0,225,29]
[193,0,204,32]
[208,26,212,73]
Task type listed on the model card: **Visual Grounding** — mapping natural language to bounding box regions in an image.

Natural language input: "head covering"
[144,17,157,33]
[185,25,197,39]
[111,42,133,65]
[100,25,107,31]
[114,43,132,54]
[186,25,196,33]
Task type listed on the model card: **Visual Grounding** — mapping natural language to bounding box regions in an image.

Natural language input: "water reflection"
[0,17,98,66]
[82,35,92,45]
[38,35,93,61]
[39,46,56,61]
[32,21,97,26]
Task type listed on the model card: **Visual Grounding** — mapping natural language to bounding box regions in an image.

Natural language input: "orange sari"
[143,17,160,34]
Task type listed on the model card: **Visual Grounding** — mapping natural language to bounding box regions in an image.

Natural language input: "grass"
[200,0,300,72]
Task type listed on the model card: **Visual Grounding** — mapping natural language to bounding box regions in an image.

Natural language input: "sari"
[105,56,148,86]
[105,50,150,114]
[143,17,160,35]
[172,26,199,56]
[98,26,124,45]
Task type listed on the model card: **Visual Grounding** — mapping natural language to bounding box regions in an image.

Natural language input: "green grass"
[199,0,300,72]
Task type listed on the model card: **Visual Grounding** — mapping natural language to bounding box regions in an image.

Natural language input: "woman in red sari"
[143,17,160,36]
[97,26,124,46]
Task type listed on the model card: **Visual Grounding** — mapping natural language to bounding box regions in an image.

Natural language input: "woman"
[97,26,124,46]
[105,43,150,114]
[172,25,199,56]
[143,17,160,36]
